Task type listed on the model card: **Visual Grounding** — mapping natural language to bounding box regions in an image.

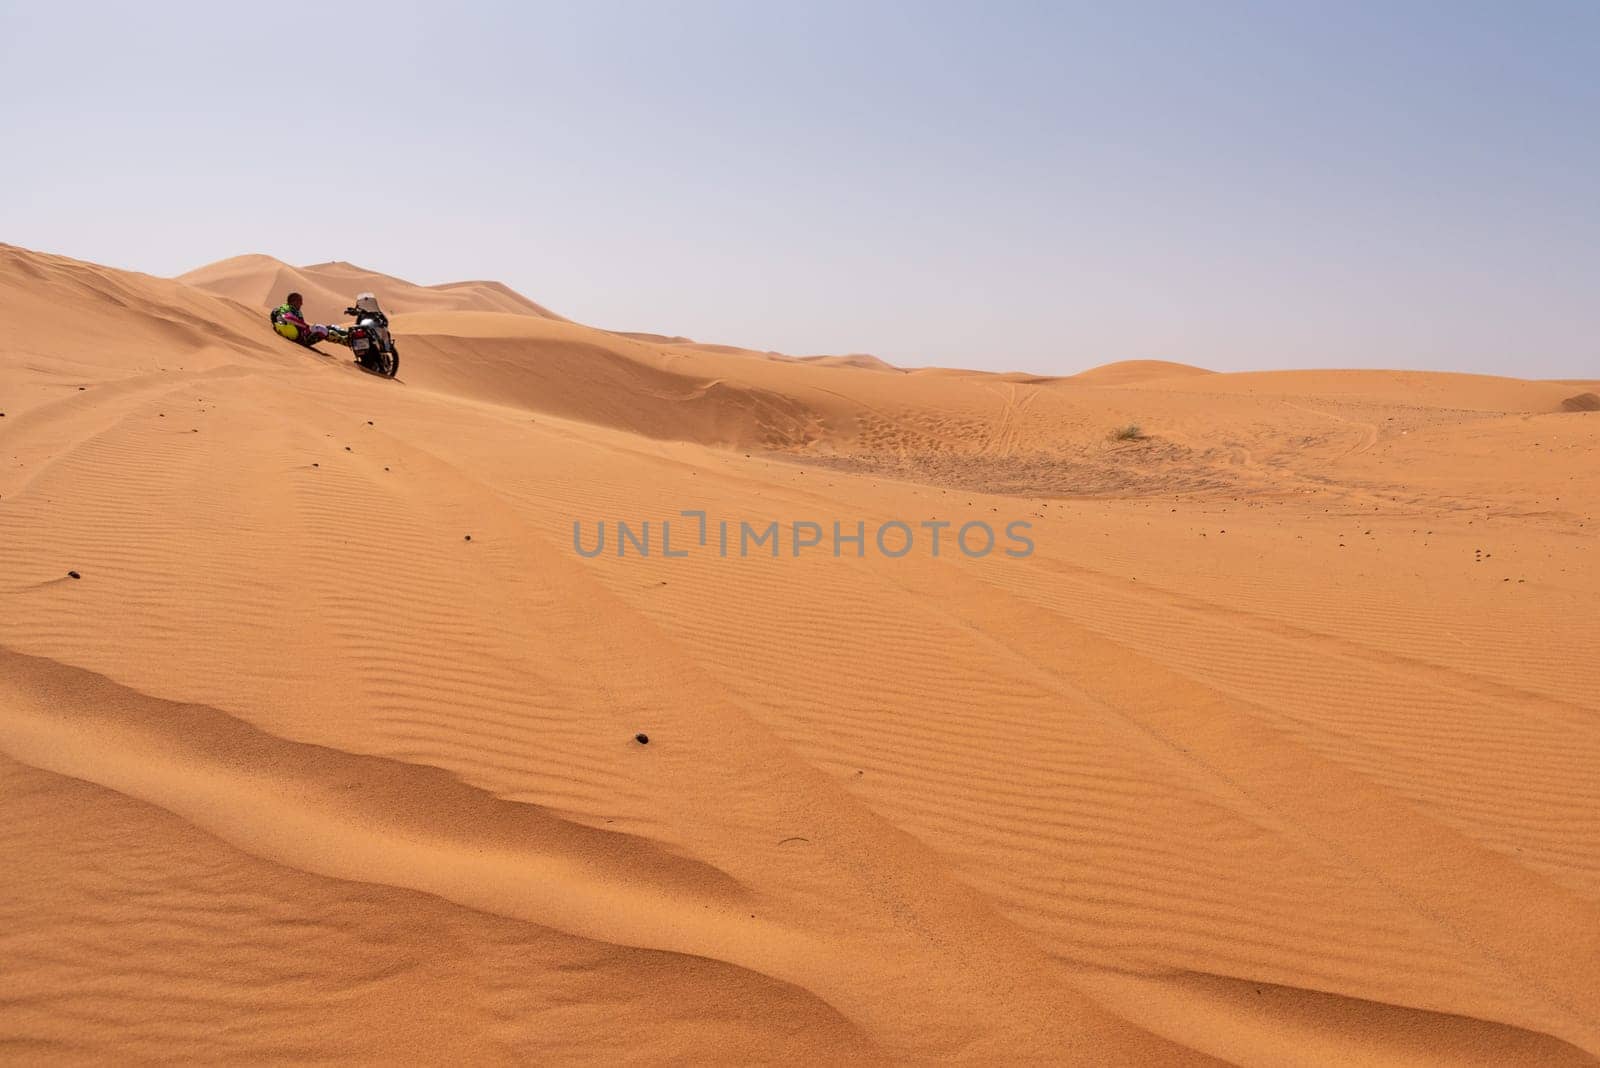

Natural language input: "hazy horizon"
[3,1,1596,377]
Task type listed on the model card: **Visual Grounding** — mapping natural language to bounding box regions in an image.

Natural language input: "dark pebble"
[464,534,472,541]
[67,571,80,580]
[635,733,650,745]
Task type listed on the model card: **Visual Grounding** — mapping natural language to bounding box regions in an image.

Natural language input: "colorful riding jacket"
[272,302,308,327]
[271,302,311,343]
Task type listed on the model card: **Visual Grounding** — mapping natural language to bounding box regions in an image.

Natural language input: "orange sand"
[2,243,1597,1064]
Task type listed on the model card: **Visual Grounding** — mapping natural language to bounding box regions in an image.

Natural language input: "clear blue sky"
[3,1,1596,376]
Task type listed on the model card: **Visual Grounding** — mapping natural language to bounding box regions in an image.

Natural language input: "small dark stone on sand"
[344,446,351,451]
[67,571,80,580]
[635,733,650,745]
[464,534,472,541]
[312,463,319,468]
[367,420,373,425]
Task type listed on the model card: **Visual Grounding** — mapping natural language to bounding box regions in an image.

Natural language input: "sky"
[2,1,1597,377]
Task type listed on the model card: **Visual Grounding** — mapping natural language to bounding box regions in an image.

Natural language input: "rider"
[270,292,334,345]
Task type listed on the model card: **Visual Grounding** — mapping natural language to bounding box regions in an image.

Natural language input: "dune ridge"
[177,253,567,324]
[2,243,1597,1064]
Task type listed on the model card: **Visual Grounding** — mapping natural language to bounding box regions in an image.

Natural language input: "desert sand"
[2,241,1597,1064]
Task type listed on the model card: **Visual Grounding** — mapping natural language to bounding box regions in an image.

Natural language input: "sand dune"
[797,353,903,372]
[178,253,566,324]
[2,242,1598,1064]
[1072,358,1217,384]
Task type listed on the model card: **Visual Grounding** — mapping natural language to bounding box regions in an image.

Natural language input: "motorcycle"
[333,293,400,378]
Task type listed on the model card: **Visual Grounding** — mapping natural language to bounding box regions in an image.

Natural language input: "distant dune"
[2,241,1598,1065]
[178,253,567,323]
[796,353,903,372]
[1071,358,1216,384]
